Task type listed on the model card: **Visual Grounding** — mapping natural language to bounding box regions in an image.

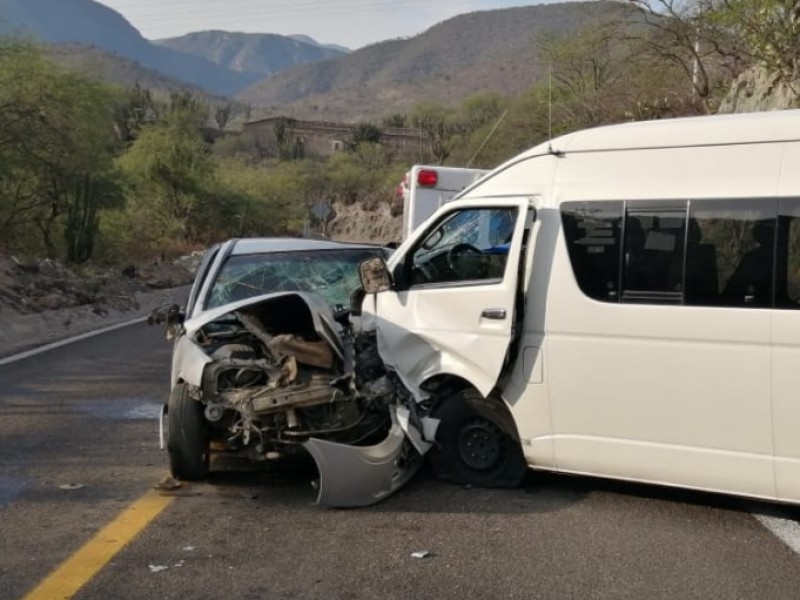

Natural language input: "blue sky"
[95,0,566,48]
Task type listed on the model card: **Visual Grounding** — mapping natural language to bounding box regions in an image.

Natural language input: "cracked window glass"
[206,248,383,310]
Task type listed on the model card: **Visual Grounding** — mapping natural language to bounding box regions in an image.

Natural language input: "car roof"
[228,237,383,255]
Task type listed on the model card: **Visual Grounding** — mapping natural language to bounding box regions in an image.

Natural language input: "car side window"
[408,207,517,286]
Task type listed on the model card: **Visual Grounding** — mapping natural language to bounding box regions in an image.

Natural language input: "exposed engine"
[190,293,396,460]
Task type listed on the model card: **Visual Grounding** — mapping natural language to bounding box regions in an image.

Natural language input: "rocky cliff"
[718,67,799,113]
[328,200,403,245]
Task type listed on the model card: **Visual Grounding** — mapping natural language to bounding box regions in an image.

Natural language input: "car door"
[374,198,534,397]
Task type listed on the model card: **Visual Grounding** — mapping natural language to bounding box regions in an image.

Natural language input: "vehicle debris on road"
[58,483,85,491]
[148,564,169,573]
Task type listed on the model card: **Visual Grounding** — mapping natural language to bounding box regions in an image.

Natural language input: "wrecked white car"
[155,238,424,507]
[167,290,424,507]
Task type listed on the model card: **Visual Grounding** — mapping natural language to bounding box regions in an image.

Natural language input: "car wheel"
[429,390,526,487]
[167,383,210,481]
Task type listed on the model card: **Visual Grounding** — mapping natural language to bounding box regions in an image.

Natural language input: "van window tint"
[776,199,800,308]
[563,198,788,309]
[622,209,686,302]
[561,201,623,301]
[689,199,776,308]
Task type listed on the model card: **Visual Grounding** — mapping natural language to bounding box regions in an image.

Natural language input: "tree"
[168,90,209,130]
[710,0,800,92]
[382,113,407,128]
[628,0,746,112]
[117,120,214,243]
[348,122,382,150]
[272,117,302,160]
[214,103,233,131]
[64,173,123,263]
[409,102,461,164]
[446,87,551,168]
[112,83,158,143]
[0,40,125,260]
[324,152,370,203]
[460,92,507,131]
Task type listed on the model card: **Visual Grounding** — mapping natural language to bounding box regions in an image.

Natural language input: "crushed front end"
[167,292,423,507]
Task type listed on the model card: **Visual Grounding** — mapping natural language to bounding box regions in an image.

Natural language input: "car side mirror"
[358,256,392,294]
[148,303,185,340]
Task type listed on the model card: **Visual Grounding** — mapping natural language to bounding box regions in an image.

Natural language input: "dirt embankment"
[0,255,195,357]
[327,200,403,244]
[0,200,402,358]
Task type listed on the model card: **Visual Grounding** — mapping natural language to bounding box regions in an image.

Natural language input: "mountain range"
[0,0,624,121]
[235,1,623,121]
[155,30,345,80]
[0,0,348,96]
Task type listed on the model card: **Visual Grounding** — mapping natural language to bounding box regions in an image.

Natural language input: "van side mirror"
[359,256,392,294]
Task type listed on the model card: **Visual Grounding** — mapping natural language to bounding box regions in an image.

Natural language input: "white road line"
[0,316,148,367]
[755,514,800,555]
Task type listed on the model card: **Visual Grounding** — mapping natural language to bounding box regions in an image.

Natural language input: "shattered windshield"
[206,248,383,310]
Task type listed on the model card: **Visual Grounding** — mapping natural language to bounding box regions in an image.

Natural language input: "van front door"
[374,198,533,397]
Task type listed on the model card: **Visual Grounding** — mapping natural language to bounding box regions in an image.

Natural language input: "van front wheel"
[429,391,526,487]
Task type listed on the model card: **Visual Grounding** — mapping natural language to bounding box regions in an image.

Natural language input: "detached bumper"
[304,417,421,508]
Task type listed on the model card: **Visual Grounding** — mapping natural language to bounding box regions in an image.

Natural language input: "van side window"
[408,207,517,286]
[561,201,623,301]
[563,198,783,309]
[689,199,776,308]
[622,208,686,303]
[776,199,800,308]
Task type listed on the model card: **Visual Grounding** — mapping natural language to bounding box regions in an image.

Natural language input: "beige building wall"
[242,117,425,157]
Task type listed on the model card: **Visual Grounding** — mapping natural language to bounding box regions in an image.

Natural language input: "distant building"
[242,117,425,157]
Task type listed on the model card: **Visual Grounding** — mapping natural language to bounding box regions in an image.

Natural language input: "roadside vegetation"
[0,0,798,264]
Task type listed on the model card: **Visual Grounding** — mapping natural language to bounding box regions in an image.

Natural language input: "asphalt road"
[2,322,800,599]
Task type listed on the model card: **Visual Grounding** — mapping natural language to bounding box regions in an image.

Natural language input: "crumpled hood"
[183,291,344,360]
[167,290,428,508]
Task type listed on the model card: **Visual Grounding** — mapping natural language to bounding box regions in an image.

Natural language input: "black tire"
[167,383,210,481]
[429,390,526,487]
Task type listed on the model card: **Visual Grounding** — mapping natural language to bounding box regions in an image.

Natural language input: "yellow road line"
[22,489,174,600]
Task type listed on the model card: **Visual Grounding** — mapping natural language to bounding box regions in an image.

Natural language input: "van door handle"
[481,308,506,320]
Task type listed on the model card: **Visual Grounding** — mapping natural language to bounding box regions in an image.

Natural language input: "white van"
[359,109,800,504]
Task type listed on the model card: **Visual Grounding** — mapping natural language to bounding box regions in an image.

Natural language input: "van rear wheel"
[167,383,210,481]
[429,390,526,487]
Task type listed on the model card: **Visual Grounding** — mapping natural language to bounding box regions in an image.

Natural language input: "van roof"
[516,109,800,158]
